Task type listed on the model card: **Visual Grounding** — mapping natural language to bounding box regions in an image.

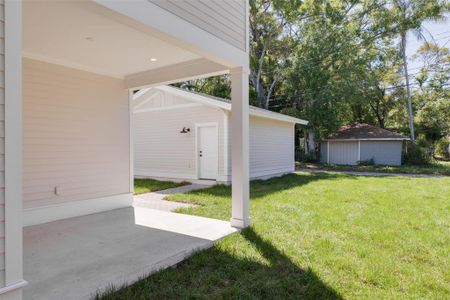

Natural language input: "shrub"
[434,138,450,159]
[357,158,375,166]
[403,143,432,165]
[305,151,319,163]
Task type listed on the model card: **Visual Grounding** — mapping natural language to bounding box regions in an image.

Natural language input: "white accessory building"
[134,86,308,183]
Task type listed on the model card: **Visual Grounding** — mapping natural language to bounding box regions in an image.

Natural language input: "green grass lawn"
[299,161,450,176]
[99,173,450,299]
[134,178,189,195]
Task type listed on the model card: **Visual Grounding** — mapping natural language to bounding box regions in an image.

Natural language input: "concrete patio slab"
[24,207,236,300]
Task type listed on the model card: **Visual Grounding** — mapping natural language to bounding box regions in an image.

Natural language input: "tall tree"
[249,0,298,109]
[413,43,450,144]
[389,0,449,143]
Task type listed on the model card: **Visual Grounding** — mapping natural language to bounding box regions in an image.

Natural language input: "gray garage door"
[329,141,359,165]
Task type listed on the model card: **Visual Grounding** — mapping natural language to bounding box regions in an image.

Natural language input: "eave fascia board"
[249,111,308,125]
[324,138,409,141]
[155,85,231,110]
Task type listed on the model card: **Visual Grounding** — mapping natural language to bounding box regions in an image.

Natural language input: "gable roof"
[136,85,308,125]
[324,123,409,141]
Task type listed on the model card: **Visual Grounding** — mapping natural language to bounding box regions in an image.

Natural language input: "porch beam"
[230,67,250,229]
[125,58,228,90]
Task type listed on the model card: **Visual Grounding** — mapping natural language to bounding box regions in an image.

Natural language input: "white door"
[198,125,218,180]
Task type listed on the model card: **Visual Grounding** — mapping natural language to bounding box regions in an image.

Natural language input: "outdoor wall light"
[180,127,190,133]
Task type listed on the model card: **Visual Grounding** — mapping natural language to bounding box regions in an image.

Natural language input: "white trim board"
[222,111,229,177]
[23,193,133,227]
[133,90,163,110]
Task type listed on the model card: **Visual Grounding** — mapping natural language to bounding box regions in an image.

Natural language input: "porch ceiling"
[23,0,201,78]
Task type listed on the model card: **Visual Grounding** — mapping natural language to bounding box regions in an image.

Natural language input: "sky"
[406,15,450,73]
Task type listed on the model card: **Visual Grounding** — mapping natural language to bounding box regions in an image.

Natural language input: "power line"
[408,35,450,48]
[432,30,450,37]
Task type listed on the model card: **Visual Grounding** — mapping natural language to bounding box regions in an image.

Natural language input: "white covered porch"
[1,0,250,299]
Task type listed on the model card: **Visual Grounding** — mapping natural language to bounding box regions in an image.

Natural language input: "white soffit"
[22,0,200,78]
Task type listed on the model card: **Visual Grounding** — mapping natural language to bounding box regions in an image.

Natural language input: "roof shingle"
[325,123,408,140]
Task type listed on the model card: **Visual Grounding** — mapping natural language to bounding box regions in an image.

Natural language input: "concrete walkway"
[133,184,209,211]
[296,168,445,178]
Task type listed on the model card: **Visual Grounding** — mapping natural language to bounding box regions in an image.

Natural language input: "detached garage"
[320,124,409,166]
[133,86,308,183]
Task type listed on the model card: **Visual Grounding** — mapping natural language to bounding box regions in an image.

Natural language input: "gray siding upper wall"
[149,0,246,51]
[360,141,402,166]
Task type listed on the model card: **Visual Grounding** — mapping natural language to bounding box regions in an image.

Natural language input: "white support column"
[2,1,27,299]
[128,90,134,194]
[230,67,250,229]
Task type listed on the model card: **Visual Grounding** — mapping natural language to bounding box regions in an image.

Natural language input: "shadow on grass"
[95,227,342,300]
[183,172,356,201]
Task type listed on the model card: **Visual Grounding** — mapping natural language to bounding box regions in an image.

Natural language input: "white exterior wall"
[227,116,295,179]
[148,0,246,51]
[134,89,296,182]
[134,90,228,181]
[22,59,131,212]
[248,116,295,178]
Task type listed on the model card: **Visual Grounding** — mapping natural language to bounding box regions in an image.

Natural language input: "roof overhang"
[22,0,233,88]
[138,86,309,125]
[324,138,409,141]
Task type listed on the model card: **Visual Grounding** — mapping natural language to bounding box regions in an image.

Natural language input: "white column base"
[230,217,250,229]
[0,280,27,300]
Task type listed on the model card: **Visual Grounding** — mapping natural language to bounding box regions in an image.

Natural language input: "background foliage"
[176,0,450,161]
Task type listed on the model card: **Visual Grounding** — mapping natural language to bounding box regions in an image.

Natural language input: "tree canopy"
[176,0,450,157]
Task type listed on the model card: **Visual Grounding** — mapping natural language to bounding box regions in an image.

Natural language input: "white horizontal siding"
[149,0,246,50]
[23,58,130,210]
[247,116,295,178]
[134,89,227,179]
[135,88,297,182]
[0,0,4,286]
